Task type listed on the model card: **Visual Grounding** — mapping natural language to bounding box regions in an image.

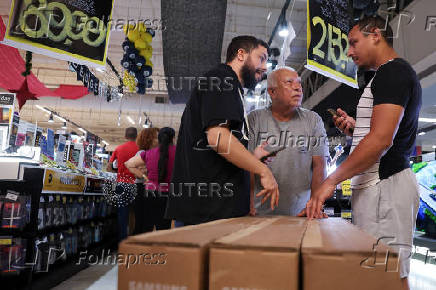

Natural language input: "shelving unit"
[0,166,117,290]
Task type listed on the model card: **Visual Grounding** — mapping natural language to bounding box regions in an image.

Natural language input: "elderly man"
[248,66,329,216]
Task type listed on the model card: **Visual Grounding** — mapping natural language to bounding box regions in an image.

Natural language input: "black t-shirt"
[166,64,250,224]
[371,58,422,180]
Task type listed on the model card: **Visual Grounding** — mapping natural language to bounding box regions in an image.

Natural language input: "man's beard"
[241,58,257,90]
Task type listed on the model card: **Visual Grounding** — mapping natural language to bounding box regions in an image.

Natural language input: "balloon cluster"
[121,23,154,94]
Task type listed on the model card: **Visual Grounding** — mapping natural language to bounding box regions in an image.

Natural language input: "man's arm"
[307,104,405,218]
[107,151,117,172]
[311,156,326,194]
[207,125,279,209]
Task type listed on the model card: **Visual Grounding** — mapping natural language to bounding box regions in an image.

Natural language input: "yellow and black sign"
[306,0,358,88]
[341,179,352,196]
[4,0,115,68]
[43,169,85,193]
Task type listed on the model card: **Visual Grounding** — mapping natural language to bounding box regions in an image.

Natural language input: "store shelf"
[28,237,118,290]
[0,166,116,290]
[83,192,105,196]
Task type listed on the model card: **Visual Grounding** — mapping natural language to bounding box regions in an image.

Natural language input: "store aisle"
[409,259,436,290]
[51,265,117,290]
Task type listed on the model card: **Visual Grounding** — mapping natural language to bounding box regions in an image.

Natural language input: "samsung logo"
[128,282,187,290]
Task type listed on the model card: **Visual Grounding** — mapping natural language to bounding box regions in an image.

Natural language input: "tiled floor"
[51,265,117,290]
[409,259,436,290]
[51,258,435,290]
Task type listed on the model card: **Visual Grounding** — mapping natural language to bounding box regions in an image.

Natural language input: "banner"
[3,0,115,68]
[43,169,85,193]
[306,0,358,88]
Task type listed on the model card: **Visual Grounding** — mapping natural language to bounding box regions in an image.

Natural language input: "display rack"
[0,166,117,290]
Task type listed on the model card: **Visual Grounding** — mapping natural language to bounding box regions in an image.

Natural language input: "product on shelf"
[0,237,27,275]
[34,237,49,273]
[1,192,30,229]
[37,197,45,230]
[45,196,54,228]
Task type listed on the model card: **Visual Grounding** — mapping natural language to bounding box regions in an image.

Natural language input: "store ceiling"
[0,0,308,148]
[2,0,433,149]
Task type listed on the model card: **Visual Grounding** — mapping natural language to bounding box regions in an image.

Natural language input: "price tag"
[56,195,61,202]
[62,196,67,204]
[0,239,12,245]
[5,192,18,201]
[341,179,352,196]
[324,207,335,216]
[341,211,352,219]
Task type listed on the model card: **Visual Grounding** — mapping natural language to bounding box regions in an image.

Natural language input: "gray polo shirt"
[247,106,329,216]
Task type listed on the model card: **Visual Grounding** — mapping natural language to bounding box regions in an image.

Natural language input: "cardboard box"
[302,218,403,290]
[118,217,264,290]
[209,216,307,290]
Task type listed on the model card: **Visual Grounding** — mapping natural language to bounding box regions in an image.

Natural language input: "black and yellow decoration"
[4,0,115,67]
[121,23,154,94]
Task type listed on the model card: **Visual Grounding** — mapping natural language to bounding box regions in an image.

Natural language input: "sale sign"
[306,0,358,88]
[2,0,115,68]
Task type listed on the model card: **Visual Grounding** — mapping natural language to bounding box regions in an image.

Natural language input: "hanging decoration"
[0,16,6,42]
[0,44,88,108]
[69,58,123,102]
[121,23,154,94]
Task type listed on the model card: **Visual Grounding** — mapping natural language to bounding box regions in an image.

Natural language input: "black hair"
[226,35,270,63]
[125,127,137,140]
[157,127,175,184]
[354,15,393,47]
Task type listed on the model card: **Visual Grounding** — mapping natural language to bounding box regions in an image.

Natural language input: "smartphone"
[327,108,337,118]
[260,146,286,162]
[327,108,354,134]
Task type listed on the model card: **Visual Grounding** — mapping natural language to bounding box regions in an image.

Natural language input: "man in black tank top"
[303,16,422,289]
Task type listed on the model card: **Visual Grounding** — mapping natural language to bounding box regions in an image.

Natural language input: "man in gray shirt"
[248,66,328,216]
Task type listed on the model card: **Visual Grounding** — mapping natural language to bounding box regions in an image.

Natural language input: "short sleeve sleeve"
[247,111,258,152]
[200,73,243,131]
[139,150,146,162]
[311,113,329,157]
[372,61,411,108]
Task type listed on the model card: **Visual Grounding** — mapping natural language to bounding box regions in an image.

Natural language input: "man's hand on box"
[306,180,336,219]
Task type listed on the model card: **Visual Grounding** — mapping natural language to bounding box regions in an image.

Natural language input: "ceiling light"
[279,27,289,37]
[48,113,54,123]
[127,116,135,125]
[418,132,426,136]
[36,105,50,113]
[62,122,67,129]
[432,145,436,149]
[143,118,150,128]
[55,115,66,122]
[78,128,87,134]
[102,140,109,146]
[267,12,272,21]
[419,118,436,123]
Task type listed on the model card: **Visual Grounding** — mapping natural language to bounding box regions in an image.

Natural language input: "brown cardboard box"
[302,218,403,290]
[209,216,307,290]
[118,217,264,290]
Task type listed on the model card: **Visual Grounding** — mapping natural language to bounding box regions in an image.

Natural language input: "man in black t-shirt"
[303,16,422,289]
[166,36,279,225]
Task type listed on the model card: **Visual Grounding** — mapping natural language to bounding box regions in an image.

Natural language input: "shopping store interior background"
[0,0,435,289]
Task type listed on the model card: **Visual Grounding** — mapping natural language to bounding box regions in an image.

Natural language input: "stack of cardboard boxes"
[119,217,402,290]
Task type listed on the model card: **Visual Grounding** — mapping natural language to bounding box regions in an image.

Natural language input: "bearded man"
[167,36,279,225]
